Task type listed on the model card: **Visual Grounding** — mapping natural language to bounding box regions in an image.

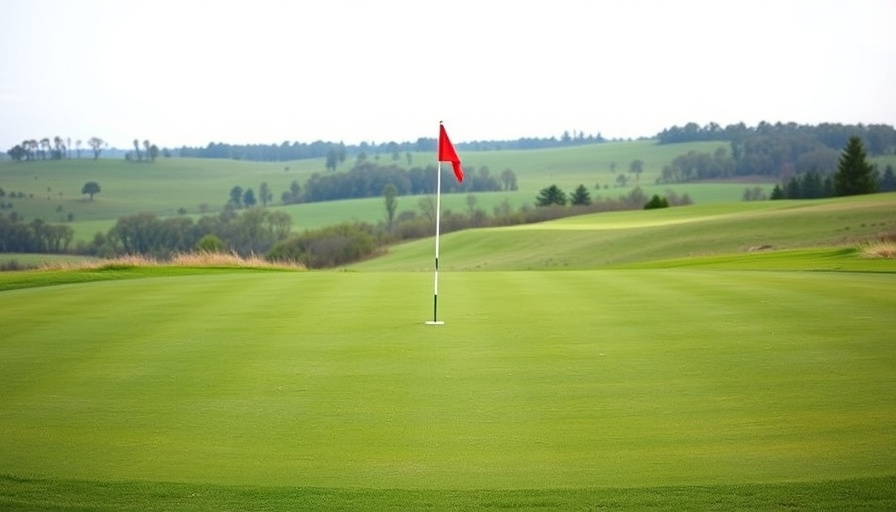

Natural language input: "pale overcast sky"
[2,0,895,150]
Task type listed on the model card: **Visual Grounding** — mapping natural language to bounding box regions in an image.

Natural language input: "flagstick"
[426,160,445,325]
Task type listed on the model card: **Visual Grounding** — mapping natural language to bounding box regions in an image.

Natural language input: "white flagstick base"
[425,320,445,325]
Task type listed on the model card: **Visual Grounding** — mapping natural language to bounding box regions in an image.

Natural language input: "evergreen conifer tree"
[834,136,877,196]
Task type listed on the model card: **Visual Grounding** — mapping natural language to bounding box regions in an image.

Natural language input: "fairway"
[2,269,894,492]
[352,194,896,272]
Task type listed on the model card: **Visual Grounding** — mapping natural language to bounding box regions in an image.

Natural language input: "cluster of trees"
[83,208,292,259]
[655,122,896,182]
[225,162,518,208]
[0,213,75,253]
[269,223,378,268]
[769,171,835,200]
[770,136,895,199]
[6,137,107,161]
[301,162,514,202]
[534,183,690,210]
[227,183,273,209]
[658,137,884,184]
[125,139,160,162]
[0,206,294,261]
[644,195,671,209]
[80,209,376,269]
[535,184,591,207]
[0,187,29,202]
[657,147,736,183]
[657,136,856,183]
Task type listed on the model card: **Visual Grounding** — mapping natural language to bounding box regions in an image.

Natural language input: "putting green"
[2,269,894,491]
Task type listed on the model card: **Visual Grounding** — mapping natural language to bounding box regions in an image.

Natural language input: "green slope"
[350,193,896,271]
[0,141,767,244]
[3,141,894,246]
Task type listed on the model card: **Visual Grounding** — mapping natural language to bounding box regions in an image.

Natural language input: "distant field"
[0,157,314,224]
[458,140,731,194]
[1,141,777,244]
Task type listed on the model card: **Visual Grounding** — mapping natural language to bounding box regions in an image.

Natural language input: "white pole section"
[427,160,444,325]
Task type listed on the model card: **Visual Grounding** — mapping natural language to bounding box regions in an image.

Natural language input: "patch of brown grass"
[40,252,305,271]
[860,241,896,259]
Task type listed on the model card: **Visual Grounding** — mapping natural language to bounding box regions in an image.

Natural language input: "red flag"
[438,124,463,182]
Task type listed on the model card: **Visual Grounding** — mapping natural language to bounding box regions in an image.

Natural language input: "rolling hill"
[350,193,896,271]
[2,140,762,245]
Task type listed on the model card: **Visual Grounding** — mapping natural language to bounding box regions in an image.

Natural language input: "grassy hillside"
[350,193,896,271]
[1,141,771,245]
[4,142,894,245]
[0,157,316,223]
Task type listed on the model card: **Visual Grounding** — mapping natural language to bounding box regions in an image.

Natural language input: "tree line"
[654,122,896,183]
[175,131,608,163]
[769,136,896,199]
[0,213,75,253]
[657,129,896,184]
[82,208,293,259]
[656,121,896,155]
[125,139,160,162]
[655,140,841,182]
[6,137,108,161]
[301,162,516,202]
[224,162,518,209]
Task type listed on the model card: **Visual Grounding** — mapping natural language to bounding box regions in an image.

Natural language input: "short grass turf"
[1,270,894,498]
[1,474,894,511]
[351,194,896,272]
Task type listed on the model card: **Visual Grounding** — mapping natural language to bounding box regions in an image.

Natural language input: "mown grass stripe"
[1,270,894,492]
[0,474,894,511]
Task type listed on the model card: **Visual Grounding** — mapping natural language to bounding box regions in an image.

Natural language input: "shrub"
[644,195,669,210]
[196,234,224,253]
[268,223,377,269]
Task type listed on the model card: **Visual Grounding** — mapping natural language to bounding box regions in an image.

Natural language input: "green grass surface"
[2,474,894,511]
[1,270,895,496]
[2,193,895,510]
[352,193,896,271]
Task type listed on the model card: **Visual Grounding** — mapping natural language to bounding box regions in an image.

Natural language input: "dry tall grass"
[860,241,896,259]
[40,252,305,271]
[859,231,896,259]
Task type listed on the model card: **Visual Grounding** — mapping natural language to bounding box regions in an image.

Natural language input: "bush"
[196,234,224,253]
[268,223,377,269]
[644,195,669,209]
